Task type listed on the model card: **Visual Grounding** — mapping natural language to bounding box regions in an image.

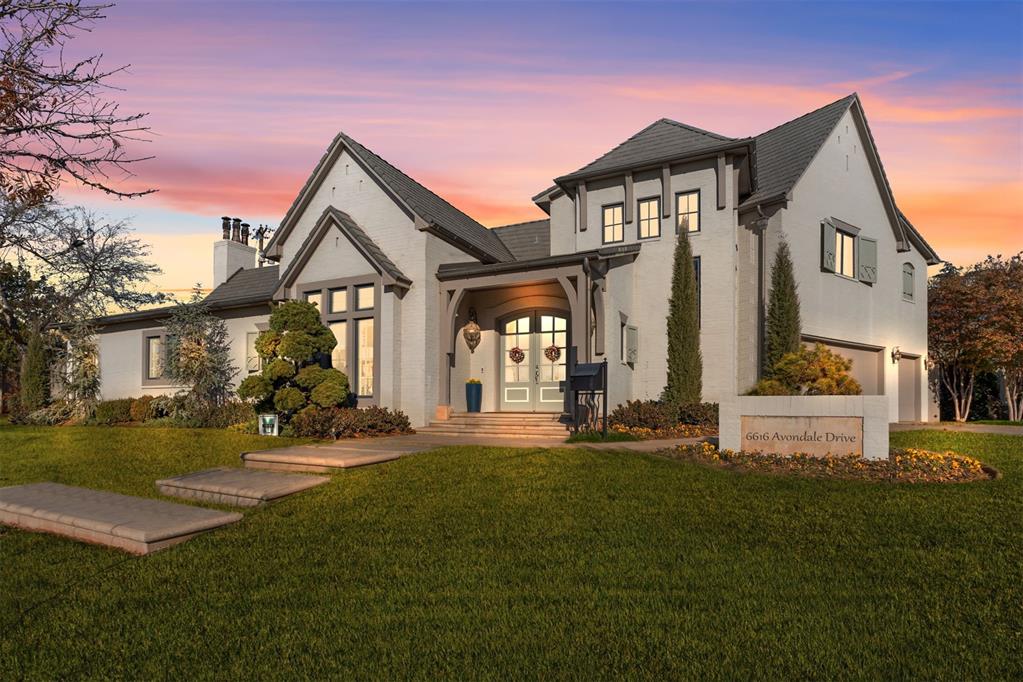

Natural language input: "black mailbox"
[569,362,606,392]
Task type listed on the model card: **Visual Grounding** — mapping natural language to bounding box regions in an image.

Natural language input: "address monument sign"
[739,415,863,457]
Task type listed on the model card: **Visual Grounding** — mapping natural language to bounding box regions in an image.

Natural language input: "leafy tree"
[972,254,1023,421]
[237,300,349,419]
[19,327,50,410]
[663,230,702,405]
[0,262,52,411]
[928,262,995,422]
[56,320,100,419]
[164,286,238,411]
[763,237,802,376]
[748,343,862,396]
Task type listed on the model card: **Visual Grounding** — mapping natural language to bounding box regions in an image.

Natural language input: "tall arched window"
[902,263,915,302]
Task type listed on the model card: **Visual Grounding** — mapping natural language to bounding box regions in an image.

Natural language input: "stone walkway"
[891,422,1023,436]
[157,468,327,507]
[0,482,241,555]
[240,432,707,472]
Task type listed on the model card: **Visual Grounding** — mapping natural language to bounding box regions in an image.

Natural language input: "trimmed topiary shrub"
[238,300,349,421]
[94,398,135,425]
[311,376,349,408]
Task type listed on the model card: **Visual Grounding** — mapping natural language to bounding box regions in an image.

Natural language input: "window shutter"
[858,237,878,284]
[821,221,836,272]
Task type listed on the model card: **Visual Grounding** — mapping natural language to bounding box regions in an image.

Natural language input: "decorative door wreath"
[508,346,525,364]
[544,344,561,362]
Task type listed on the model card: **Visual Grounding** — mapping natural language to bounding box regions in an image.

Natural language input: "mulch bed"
[661,442,997,483]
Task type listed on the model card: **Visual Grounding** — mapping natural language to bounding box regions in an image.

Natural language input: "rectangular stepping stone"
[0,482,242,555]
[242,448,400,473]
[156,467,327,507]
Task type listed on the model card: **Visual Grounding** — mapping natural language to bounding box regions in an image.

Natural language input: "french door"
[499,311,568,412]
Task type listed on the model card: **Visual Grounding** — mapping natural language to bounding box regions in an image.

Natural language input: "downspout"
[754,205,770,379]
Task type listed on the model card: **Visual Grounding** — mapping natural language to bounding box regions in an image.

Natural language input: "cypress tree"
[763,237,802,376]
[20,329,50,411]
[663,230,702,405]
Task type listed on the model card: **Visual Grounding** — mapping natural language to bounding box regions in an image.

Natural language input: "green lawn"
[1,425,1020,679]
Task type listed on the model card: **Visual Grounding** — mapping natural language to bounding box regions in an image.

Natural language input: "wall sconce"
[890,346,902,364]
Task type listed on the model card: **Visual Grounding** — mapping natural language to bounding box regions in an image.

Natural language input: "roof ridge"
[754,93,857,139]
[660,117,735,141]
[339,131,482,229]
[566,119,667,178]
[492,218,550,230]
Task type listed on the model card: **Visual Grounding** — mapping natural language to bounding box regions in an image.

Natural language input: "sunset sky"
[62,0,1022,296]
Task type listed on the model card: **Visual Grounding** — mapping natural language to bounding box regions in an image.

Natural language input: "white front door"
[499,312,568,412]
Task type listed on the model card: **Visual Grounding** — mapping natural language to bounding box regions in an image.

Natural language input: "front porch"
[435,249,635,419]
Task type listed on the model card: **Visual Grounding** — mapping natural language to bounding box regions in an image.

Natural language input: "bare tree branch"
[0,1,154,203]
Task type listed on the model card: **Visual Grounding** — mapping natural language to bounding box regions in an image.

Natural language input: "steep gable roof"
[265,133,514,264]
[492,219,550,260]
[556,118,743,184]
[740,94,856,208]
[740,93,939,263]
[276,206,411,299]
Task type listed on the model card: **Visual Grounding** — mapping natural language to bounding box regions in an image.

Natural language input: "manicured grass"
[972,419,1023,426]
[564,429,640,443]
[1,425,1020,679]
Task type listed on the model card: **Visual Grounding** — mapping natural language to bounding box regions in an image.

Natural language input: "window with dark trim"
[637,196,660,239]
[602,203,624,244]
[676,190,700,233]
[902,262,915,302]
[298,277,379,400]
[142,330,173,386]
[329,287,347,313]
[245,332,262,374]
[835,229,856,277]
[145,335,164,380]
[304,290,322,311]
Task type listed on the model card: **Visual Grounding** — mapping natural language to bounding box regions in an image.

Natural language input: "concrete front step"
[156,468,327,507]
[417,426,567,440]
[242,448,401,473]
[0,482,242,555]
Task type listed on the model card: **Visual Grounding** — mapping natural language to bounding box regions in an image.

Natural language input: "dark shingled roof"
[277,207,410,291]
[336,132,515,263]
[557,118,739,183]
[94,265,279,327]
[740,94,856,208]
[204,265,281,307]
[492,219,551,260]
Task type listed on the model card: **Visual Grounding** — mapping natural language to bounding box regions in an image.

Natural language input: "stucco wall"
[548,157,740,405]
[97,309,269,400]
[275,146,474,427]
[778,108,930,422]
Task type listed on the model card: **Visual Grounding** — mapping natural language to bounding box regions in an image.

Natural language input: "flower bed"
[610,423,716,440]
[663,442,994,483]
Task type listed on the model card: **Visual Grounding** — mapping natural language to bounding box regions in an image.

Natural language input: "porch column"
[558,272,590,363]
[437,286,464,420]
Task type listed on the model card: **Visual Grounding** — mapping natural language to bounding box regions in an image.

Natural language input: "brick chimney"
[213,215,256,288]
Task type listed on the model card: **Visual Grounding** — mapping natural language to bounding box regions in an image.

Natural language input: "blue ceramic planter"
[465,383,482,413]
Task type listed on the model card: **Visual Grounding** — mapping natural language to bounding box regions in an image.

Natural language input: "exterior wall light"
[891,346,902,364]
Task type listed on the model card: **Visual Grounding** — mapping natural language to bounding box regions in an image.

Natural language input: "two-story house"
[93,93,940,428]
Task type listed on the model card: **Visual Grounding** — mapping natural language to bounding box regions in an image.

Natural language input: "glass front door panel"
[499,312,567,412]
